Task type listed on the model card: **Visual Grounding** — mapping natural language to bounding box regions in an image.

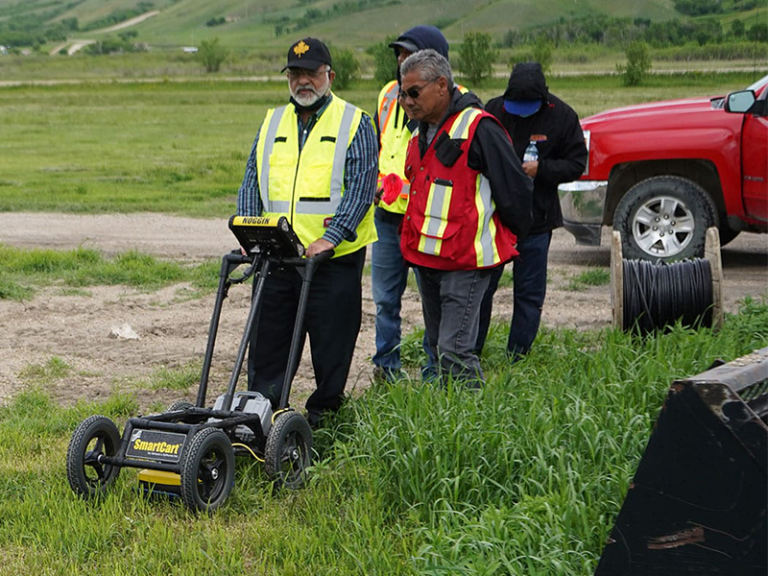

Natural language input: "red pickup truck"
[558,74,767,261]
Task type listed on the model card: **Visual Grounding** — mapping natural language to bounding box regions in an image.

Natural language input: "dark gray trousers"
[415,266,493,385]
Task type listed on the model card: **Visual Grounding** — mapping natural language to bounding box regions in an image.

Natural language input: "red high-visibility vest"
[401,107,518,270]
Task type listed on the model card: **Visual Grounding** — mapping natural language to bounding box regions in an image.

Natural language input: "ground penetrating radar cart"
[66,216,330,512]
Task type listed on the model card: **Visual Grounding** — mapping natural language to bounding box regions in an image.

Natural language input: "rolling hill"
[0,0,687,51]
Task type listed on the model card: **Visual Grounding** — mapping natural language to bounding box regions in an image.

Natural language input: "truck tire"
[613,176,717,262]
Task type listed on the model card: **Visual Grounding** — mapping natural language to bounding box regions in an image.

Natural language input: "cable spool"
[611,228,724,333]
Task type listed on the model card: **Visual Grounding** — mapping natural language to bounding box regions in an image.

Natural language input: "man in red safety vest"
[398,49,532,386]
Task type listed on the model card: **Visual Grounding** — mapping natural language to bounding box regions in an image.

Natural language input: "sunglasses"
[287,67,330,81]
[398,79,436,101]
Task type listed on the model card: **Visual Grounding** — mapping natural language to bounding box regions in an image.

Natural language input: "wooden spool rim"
[705,227,724,330]
[611,231,624,331]
[610,227,723,331]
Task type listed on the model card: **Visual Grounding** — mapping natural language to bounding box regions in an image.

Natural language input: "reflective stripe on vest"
[259,102,357,216]
[377,81,399,137]
[259,106,289,214]
[450,107,481,139]
[418,179,452,256]
[474,174,499,268]
[417,108,484,257]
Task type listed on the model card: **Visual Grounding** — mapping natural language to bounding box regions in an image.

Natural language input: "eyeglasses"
[287,67,329,81]
[398,79,436,101]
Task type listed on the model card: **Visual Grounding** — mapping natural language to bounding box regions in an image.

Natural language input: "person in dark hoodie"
[398,49,532,386]
[475,62,587,361]
[371,25,467,383]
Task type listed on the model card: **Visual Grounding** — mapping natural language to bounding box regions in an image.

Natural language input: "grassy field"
[0,68,766,573]
[1,70,763,217]
[0,298,765,574]
[0,244,220,301]
[1,46,765,83]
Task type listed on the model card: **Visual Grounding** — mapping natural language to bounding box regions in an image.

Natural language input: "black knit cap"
[282,37,332,72]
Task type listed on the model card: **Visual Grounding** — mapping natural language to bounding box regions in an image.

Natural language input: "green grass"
[18,357,73,383]
[141,361,203,391]
[0,44,765,574]
[0,80,270,217]
[0,244,221,300]
[1,72,762,217]
[566,267,611,291]
[0,299,765,574]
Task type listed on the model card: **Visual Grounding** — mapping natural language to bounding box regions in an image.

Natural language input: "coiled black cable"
[623,258,714,335]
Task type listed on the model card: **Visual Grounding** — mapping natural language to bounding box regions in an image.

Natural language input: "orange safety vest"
[401,107,518,270]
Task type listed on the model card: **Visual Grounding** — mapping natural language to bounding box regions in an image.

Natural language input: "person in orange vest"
[372,26,458,383]
[398,49,532,386]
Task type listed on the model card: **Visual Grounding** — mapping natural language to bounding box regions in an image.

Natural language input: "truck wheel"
[614,176,717,262]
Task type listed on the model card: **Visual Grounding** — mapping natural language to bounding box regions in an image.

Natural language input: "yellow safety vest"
[376,80,412,215]
[377,81,470,216]
[256,94,377,258]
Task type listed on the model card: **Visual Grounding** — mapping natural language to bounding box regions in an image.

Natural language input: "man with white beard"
[236,37,378,429]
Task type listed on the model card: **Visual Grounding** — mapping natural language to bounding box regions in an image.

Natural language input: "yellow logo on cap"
[293,40,310,58]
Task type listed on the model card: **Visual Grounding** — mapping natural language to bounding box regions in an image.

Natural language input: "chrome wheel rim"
[632,195,695,257]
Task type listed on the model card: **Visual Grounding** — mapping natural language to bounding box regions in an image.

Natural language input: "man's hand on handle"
[307,238,335,258]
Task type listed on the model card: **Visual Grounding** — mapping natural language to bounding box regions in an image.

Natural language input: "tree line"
[503,14,767,49]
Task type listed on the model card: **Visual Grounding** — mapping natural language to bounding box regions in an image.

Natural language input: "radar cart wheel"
[265,411,312,490]
[66,415,122,498]
[179,427,234,512]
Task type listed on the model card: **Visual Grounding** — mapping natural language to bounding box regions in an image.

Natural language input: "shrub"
[459,32,497,85]
[532,36,554,75]
[330,46,361,90]
[197,38,229,73]
[367,36,398,85]
[617,40,652,86]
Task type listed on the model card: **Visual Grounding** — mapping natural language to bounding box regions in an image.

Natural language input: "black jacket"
[414,89,533,240]
[486,91,587,235]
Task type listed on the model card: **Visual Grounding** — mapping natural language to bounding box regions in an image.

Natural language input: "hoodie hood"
[503,62,549,103]
[448,88,483,117]
[424,88,483,132]
[390,26,449,59]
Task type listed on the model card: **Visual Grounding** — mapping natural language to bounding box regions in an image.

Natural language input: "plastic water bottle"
[523,140,539,163]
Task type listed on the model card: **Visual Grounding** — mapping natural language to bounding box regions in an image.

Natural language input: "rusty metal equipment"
[595,347,768,576]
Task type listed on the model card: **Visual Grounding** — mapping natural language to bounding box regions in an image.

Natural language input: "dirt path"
[0,213,766,410]
[96,10,160,34]
[46,11,160,56]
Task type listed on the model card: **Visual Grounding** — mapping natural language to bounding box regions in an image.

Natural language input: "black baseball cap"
[282,37,332,72]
